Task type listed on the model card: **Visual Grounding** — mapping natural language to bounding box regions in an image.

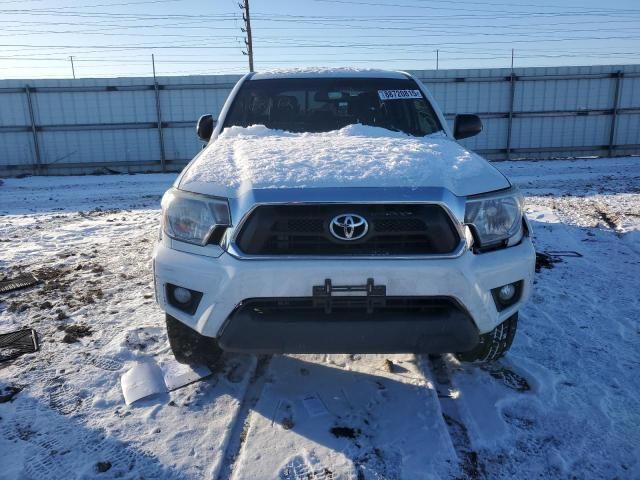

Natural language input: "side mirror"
[196,114,214,142]
[453,114,482,140]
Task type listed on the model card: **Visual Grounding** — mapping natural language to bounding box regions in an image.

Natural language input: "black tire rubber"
[166,314,223,366]
[455,313,518,363]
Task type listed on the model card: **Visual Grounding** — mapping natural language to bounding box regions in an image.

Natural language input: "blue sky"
[1,0,639,79]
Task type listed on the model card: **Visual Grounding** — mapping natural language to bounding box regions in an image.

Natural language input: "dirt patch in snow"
[0,385,23,403]
[78,207,122,218]
[58,324,93,343]
[535,252,561,272]
[329,426,360,439]
[95,461,112,473]
[481,365,531,392]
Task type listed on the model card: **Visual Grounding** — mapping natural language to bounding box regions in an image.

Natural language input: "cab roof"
[249,67,409,80]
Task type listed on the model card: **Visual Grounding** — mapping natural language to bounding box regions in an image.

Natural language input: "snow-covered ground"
[0,157,639,479]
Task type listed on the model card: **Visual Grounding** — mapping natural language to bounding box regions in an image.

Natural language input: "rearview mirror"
[196,114,214,142]
[453,114,482,140]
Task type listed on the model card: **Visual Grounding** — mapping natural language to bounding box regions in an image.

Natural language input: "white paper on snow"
[121,359,211,405]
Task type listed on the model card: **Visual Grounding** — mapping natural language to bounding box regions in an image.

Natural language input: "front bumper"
[219,296,479,354]
[153,236,535,352]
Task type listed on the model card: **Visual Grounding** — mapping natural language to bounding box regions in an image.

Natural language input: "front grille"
[234,204,461,256]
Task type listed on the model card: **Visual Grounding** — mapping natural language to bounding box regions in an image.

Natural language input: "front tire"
[166,314,222,366]
[455,313,518,362]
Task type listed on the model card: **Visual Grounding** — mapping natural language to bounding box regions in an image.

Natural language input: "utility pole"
[151,54,167,172]
[69,56,76,79]
[511,48,514,72]
[239,0,254,72]
[436,49,439,71]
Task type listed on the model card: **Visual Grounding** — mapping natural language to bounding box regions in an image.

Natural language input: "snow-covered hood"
[179,124,510,198]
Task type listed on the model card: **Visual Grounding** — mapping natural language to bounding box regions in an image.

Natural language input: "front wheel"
[166,314,222,366]
[455,313,518,362]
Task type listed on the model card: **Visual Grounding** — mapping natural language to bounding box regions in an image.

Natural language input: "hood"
[179,124,510,198]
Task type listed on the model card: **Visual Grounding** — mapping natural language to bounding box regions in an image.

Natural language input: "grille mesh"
[235,204,460,256]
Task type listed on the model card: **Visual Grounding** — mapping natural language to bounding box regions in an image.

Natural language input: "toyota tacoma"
[153,68,535,365]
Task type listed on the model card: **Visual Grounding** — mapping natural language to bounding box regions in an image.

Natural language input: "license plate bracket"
[312,278,386,314]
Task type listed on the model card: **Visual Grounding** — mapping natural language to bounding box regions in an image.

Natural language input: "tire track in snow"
[425,353,536,480]
[424,354,482,480]
[435,202,640,479]
[217,355,272,480]
[228,354,457,479]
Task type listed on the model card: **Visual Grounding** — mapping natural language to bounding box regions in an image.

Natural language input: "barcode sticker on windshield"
[378,89,422,100]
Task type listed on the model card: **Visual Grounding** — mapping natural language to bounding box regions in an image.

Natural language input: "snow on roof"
[179,124,509,197]
[250,67,408,80]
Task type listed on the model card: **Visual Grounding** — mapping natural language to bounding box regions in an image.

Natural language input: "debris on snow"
[302,395,329,417]
[382,358,394,373]
[120,359,212,405]
[120,361,166,405]
[0,328,39,363]
[0,274,39,294]
[535,250,582,272]
[535,252,562,272]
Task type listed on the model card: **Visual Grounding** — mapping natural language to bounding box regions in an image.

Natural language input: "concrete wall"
[1,64,639,175]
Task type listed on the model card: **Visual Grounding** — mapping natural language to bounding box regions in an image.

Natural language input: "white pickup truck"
[153,68,535,365]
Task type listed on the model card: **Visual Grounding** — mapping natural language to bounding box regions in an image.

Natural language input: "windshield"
[223,77,443,137]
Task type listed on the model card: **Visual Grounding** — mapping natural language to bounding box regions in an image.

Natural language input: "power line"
[0,28,249,38]
[402,0,640,12]
[2,15,639,31]
[2,0,184,12]
[3,34,639,50]
[0,9,238,19]
[4,8,640,22]
[3,24,640,39]
[2,48,638,61]
[310,0,640,15]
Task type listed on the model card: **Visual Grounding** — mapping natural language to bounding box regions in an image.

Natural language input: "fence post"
[25,84,42,174]
[608,70,623,158]
[152,54,167,172]
[505,73,516,160]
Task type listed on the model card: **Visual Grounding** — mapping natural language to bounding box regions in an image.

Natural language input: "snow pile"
[252,67,406,79]
[180,124,509,197]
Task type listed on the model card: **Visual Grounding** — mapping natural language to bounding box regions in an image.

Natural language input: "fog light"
[166,284,203,315]
[498,283,516,302]
[491,280,523,312]
[172,287,192,304]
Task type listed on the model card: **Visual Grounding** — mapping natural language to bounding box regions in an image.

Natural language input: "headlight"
[464,189,523,248]
[161,189,230,246]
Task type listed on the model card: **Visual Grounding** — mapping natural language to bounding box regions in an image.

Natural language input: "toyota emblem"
[329,213,369,241]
